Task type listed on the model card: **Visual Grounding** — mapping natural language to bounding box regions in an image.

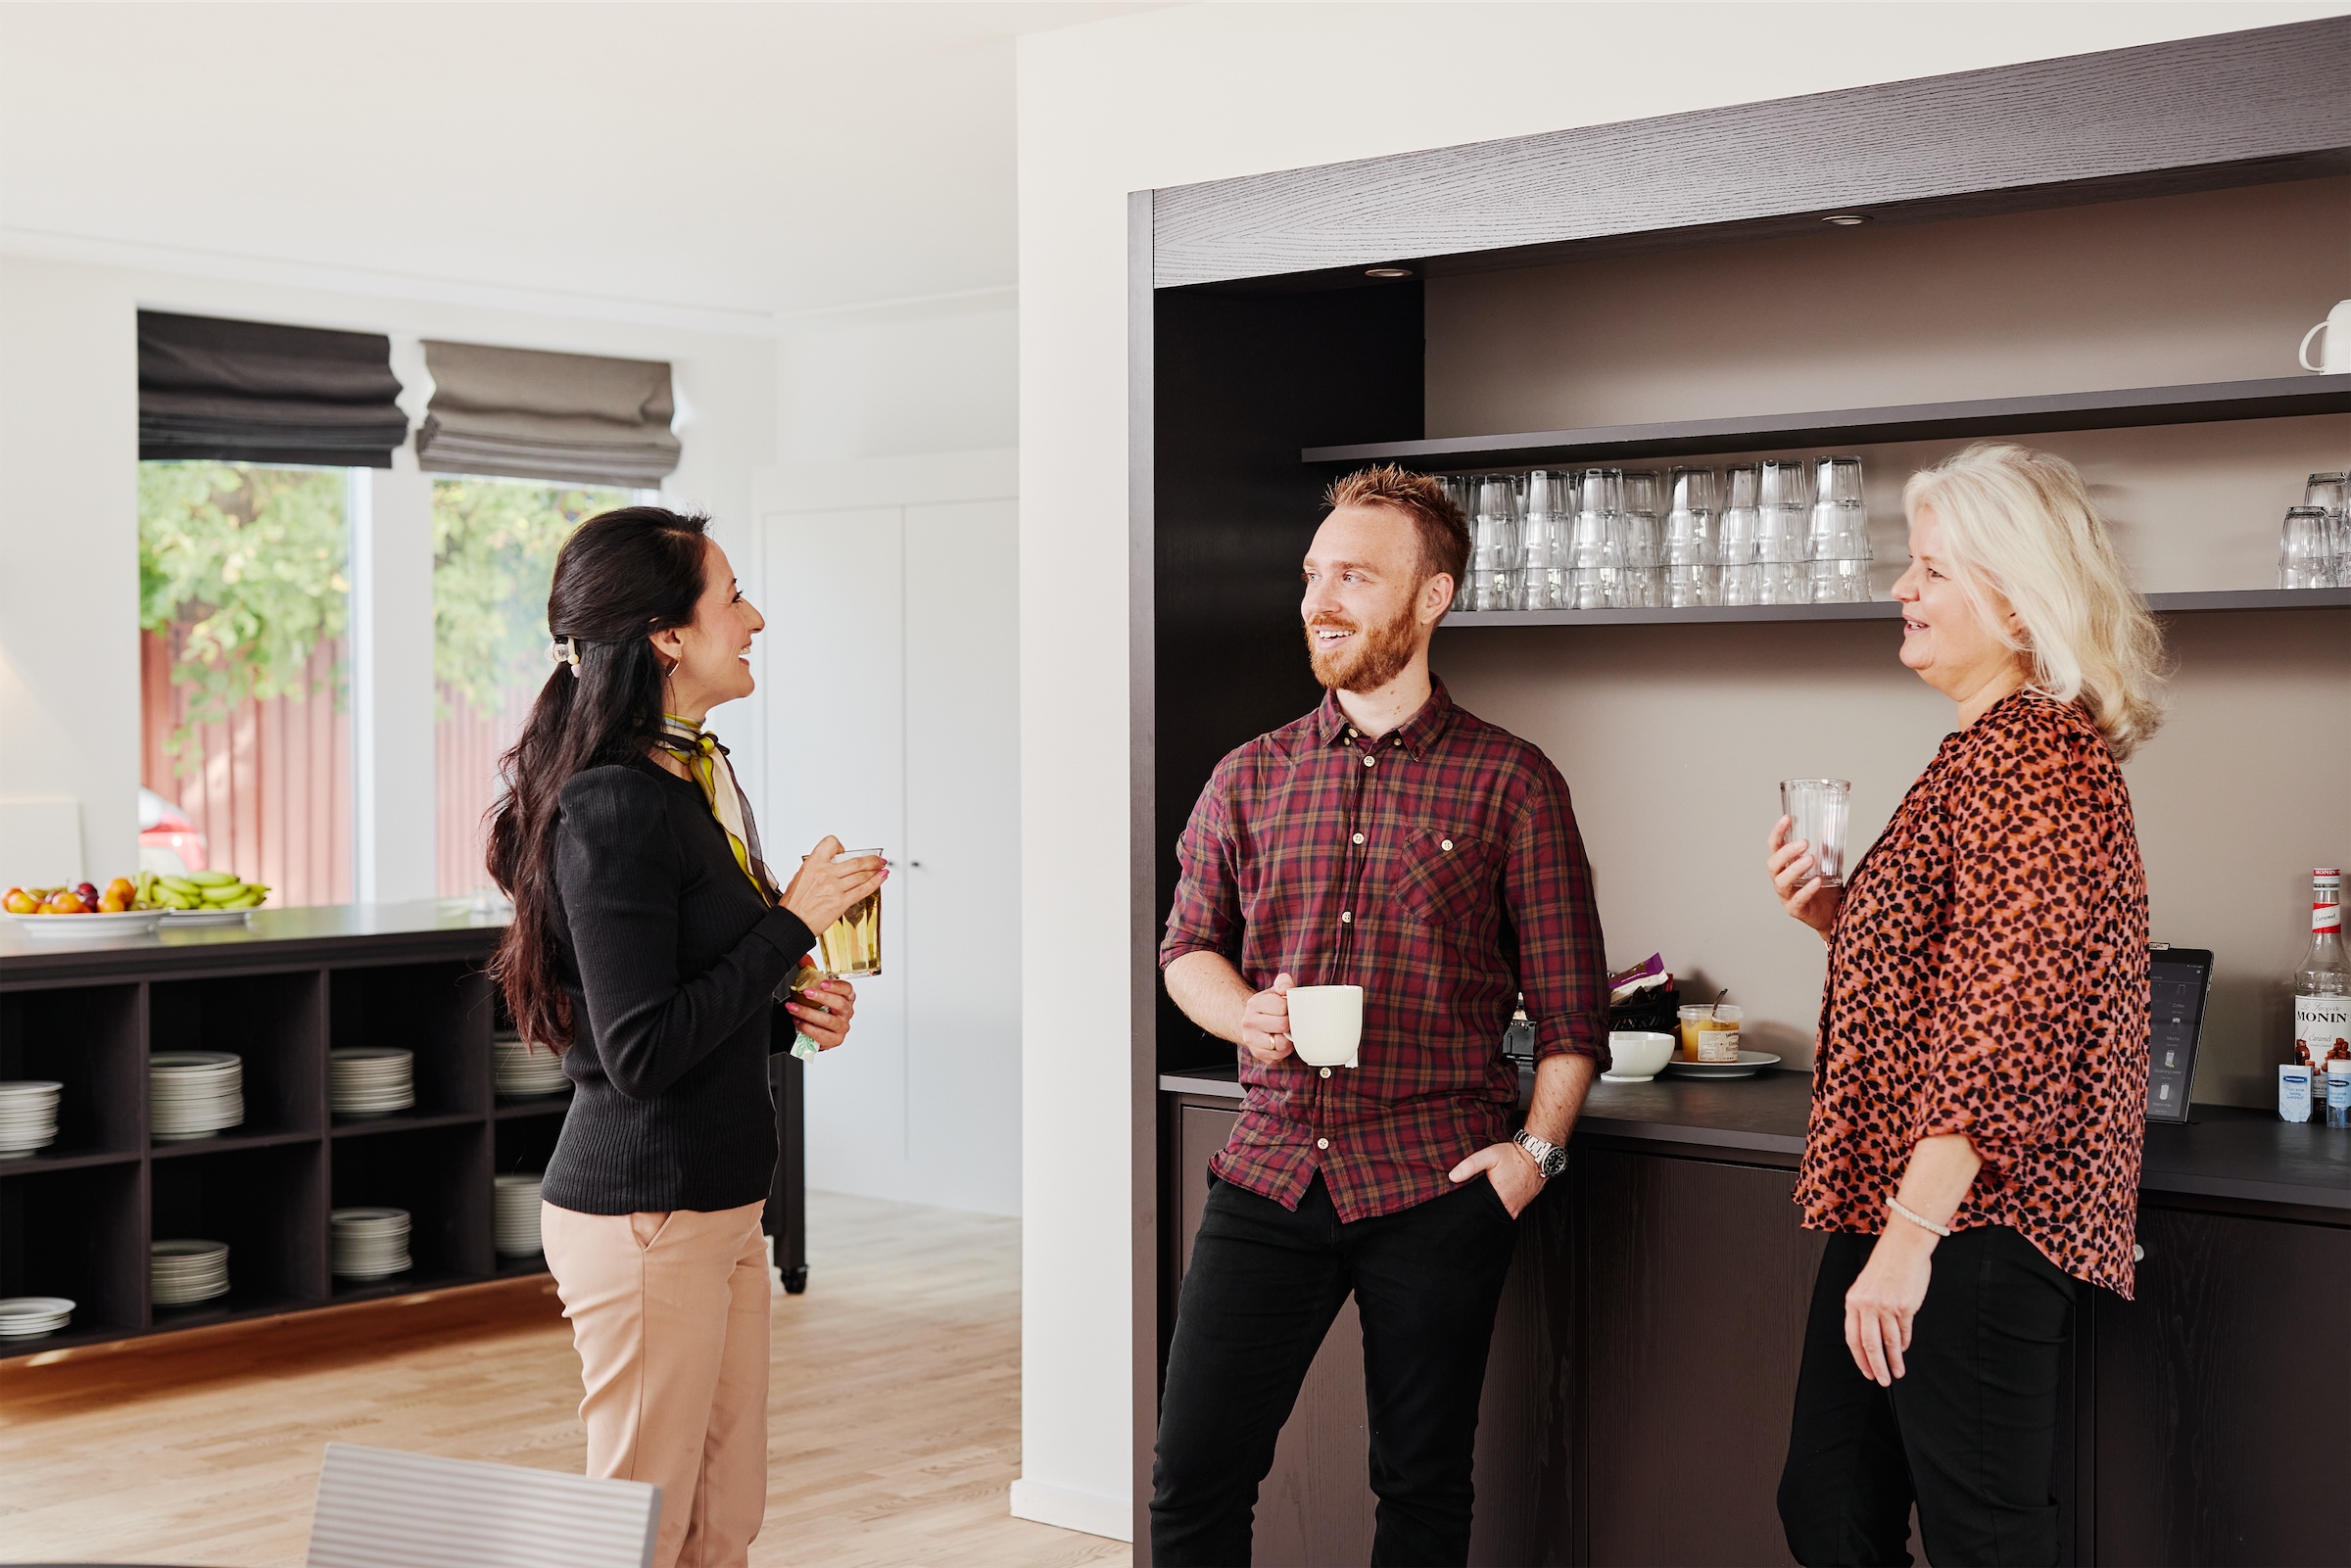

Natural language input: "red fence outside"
[435,682,529,898]
[140,628,353,907]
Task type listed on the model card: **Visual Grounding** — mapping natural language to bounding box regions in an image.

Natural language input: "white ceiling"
[0,1,1166,330]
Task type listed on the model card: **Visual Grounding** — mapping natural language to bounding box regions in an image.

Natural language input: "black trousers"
[1151,1171,1521,1567]
[1779,1225,2081,1568]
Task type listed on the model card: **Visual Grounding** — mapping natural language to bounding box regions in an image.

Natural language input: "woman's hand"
[780,835,887,934]
[1845,1223,1935,1386]
[1768,815,1844,943]
[787,978,856,1051]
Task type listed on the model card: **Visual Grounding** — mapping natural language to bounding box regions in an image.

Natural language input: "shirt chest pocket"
[1391,827,1497,932]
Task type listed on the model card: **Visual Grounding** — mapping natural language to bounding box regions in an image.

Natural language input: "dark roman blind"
[415,341,681,487]
[138,310,409,467]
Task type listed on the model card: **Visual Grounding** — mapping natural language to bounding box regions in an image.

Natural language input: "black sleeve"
[554,768,816,1100]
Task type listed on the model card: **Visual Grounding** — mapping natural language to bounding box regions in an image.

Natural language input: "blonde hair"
[1902,443,2167,759]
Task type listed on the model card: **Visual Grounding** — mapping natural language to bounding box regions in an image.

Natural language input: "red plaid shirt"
[1161,679,1608,1221]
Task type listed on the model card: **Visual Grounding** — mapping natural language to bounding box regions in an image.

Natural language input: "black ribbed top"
[540,757,815,1214]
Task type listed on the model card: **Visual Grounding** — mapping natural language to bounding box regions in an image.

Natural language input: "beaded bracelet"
[1887,1195,1951,1238]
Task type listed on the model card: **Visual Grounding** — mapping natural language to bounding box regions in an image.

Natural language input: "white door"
[759,496,1021,1215]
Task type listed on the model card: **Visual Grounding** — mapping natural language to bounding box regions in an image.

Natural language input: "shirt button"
[1364,756,1376,768]
[1352,832,1365,845]
[1319,1068,1331,1078]
[1340,911,1352,923]
[1346,728,1357,738]
[1316,1138,1330,1150]
[1441,838,1454,851]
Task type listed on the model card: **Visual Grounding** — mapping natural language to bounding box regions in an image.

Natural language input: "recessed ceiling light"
[1822,214,1869,227]
[1365,266,1414,278]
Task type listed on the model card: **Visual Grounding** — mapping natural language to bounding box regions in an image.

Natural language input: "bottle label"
[2316,899,2343,935]
[2294,994,2351,1068]
[2279,1065,2313,1122]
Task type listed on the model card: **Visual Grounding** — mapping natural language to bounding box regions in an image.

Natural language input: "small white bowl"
[1603,1030,1676,1082]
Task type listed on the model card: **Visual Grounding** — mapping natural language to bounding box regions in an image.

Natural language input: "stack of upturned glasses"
[1443,454,1874,611]
[2279,470,2349,590]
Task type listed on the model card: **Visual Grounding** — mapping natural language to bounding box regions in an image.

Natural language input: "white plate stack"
[151,1239,230,1307]
[0,1296,74,1340]
[149,1053,243,1142]
[494,1174,544,1257]
[494,1034,567,1098]
[0,1080,64,1155]
[330,1049,415,1117]
[331,1208,411,1280]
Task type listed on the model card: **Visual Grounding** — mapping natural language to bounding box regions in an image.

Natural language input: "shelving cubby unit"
[0,906,552,1353]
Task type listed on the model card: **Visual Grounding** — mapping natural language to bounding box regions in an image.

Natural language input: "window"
[430,476,635,896]
[136,460,354,903]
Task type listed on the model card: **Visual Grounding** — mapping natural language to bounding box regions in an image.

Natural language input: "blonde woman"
[1764,444,2164,1567]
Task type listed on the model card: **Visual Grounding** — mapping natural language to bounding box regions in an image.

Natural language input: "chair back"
[304,1442,658,1568]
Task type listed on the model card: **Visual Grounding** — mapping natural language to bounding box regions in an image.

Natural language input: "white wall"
[1012,0,2350,1542]
[776,294,1019,463]
[0,252,777,885]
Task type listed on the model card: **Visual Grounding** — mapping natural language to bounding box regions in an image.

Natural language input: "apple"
[73,881,98,905]
[97,891,131,913]
[104,877,135,904]
[1,887,33,915]
[43,891,89,915]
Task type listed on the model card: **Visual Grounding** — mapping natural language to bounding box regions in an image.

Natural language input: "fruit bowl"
[4,910,166,940]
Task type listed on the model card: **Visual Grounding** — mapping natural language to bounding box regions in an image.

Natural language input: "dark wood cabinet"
[2090,1203,2351,1567]
[1577,1150,1826,1567]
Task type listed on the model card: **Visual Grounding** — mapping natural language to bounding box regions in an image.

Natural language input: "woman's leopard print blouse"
[1796,689,2151,1297]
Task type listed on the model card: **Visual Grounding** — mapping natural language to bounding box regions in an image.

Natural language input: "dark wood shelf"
[0,1145,144,1176]
[492,1094,571,1119]
[329,1268,477,1307]
[1439,587,2351,630]
[329,1109,485,1139]
[149,1289,314,1334]
[1301,374,2351,469]
[493,1254,549,1278]
[148,1126,321,1160]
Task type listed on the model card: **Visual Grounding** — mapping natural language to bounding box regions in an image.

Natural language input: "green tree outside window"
[431,478,631,716]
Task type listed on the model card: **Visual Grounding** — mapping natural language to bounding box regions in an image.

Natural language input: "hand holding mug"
[1240,973,1294,1065]
[782,835,887,934]
[1767,815,1843,942]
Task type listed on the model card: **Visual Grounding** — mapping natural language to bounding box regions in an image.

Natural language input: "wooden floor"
[0,1191,1130,1567]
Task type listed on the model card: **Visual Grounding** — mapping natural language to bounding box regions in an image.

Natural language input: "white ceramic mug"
[1286,984,1363,1068]
[2299,300,2351,375]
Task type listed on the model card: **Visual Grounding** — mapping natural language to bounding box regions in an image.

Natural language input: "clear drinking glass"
[2306,472,2349,586]
[1616,469,1665,607]
[1518,470,1571,610]
[1567,467,1623,610]
[1663,466,1717,608]
[1470,475,1522,611]
[1779,780,1852,886]
[1806,455,1873,602]
[2279,505,2334,590]
[1717,464,1762,606]
[1755,459,1812,604]
[1441,475,1474,610]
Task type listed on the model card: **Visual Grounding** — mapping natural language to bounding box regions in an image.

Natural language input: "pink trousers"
[542,1200,771,1568]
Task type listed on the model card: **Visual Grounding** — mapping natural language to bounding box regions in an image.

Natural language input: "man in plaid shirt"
[1153,465,1608,1565]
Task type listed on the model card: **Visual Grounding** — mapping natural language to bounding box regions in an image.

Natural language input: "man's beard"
[1305,603,1418,692]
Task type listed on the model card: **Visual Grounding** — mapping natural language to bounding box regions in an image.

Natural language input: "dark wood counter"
[1157,1067,2350,1565]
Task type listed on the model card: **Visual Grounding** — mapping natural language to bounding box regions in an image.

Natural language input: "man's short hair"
[1322,464,1470,593]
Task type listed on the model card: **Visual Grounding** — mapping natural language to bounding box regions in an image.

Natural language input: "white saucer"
[1600,1070,1659,1083]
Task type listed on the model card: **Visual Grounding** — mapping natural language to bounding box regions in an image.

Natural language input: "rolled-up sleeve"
[1507,760,1608,1060]
[1160,764,1241,972]
[1912,740,2105,1172]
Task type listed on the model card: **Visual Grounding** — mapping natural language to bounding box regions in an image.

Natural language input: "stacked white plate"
[494,1173,544,1257]
[149,1053,243,1142]
[331,1207,411,1280]
[151,1239,230,1307]
[0,1296,74,1339]
[494,1034,568,1098]
[0,1080,63,1155]
[330,1049,415,1117]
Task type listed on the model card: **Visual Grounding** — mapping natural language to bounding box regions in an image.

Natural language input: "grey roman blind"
[415,341,681,487]
[138,310,408,467]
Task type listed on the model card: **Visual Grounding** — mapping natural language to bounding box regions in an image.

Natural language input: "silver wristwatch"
[1513,1127,1567,1180]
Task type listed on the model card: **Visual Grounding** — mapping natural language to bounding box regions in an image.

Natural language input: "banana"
[222,891,264,909]
[201,884,247,905]
[160,875,202,896]
[185,870,239,888]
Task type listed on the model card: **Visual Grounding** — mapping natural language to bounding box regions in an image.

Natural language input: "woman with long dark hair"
[488,505,882,1568]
